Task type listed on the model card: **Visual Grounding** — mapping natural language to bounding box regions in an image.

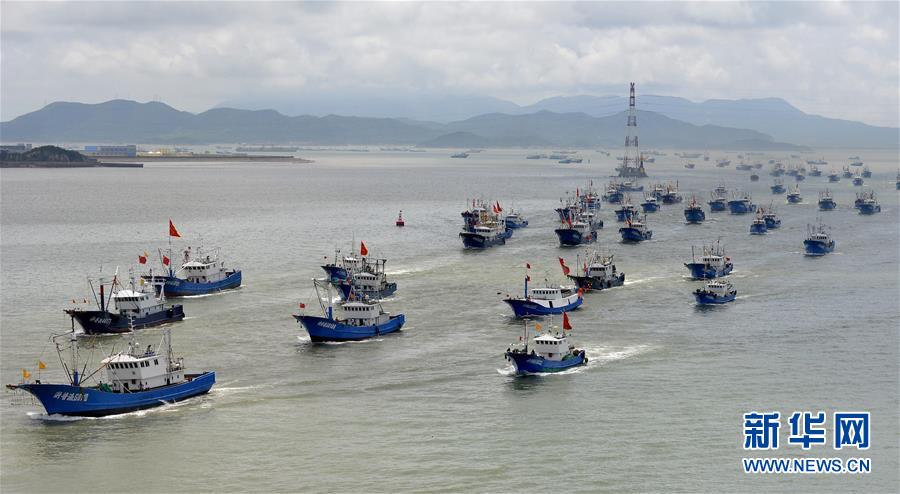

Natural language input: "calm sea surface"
[1,149,898,492]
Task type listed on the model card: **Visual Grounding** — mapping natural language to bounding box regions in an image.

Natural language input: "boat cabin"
[180,259,228,284]
[338,301,390,326]
[532,334,573,361]
[587,262,616,279]
[101,350,183,392]
[702,280,734,296]
[112,289,163,316]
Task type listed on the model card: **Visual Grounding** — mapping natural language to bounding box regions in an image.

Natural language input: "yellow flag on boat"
[38,360,46,370]
[535,323,542,332]
[22,369,30,380]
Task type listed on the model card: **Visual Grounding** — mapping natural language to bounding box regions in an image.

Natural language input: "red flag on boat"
[138,252,148,264]
[495,201,502,212]
[169,219,181,238]
[577,288,584,298]
[558,257,570,275]
[360,241,369,256]
[563,312,572,330]
[299,303,306,309]
[162,255,170,266]
[526,263,531,269]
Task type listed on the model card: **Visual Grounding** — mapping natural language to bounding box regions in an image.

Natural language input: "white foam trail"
[179,288,241,299]
[296,335,385,345]
[625,276,665,286]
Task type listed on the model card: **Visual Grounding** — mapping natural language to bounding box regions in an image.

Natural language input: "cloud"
[1,1,897,126]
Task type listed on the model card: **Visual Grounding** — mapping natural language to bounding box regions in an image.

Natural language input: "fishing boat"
[603,182,624,204]
[683,195,706,224]
[828,169,840,182]
[144,248,241,297]
[617,181,645,192]
[852,173,864,186]
[795,173,806,182]
[861,166,872,178]
[809,165,822,177]
[640,194,659,212]
[684,242,733,279]
[614,198,638,222]
[708,189,728,212]
[503,269,583,318]
[395,210,405,227]
[576,182,601,211]
[505,209,529,229]
[858,192,881,215]
[803,221,835,256]
[693,280,737,305]
[66,272,185,335]
[139,221,241,297]
[294,280,405,342]
[6,325,214,417]
[716,159,731,168]
[459,200,511,249]
[450,152,469,158]
[807,158,827,165]
[526,154,544,159]
[504,316,587,375]
[619,215,652,242]
[329,252,397,300]
[771,179,786,194]
[565,251,625,291]
[555,210,599,246]
[818,189,837,211]
[649,182,666,200]
[727,192,756,215]
[762,207,781,229]
[736,162,753,171]
[684,162,696,169]
[661,183,683,204]
[786,185,802,204]
[842,166,853,179]
[750,173,760,182]
[849,159,863,167]
[749,209,768,235]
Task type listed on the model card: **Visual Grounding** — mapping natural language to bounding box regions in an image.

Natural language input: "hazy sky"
[2,1,898,126]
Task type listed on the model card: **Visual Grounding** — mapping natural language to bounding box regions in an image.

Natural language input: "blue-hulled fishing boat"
[818,189,837,211]
[708,188,728,212]
[684,242,733,279]
[144,249,241,297]
[770,163,785,177]
[603,182,624,204]
[505,209,529,229]
[619,215,652,242]
[565,250,625,291]
[6,325,213,417]
[65,272,185,335]
[762,207,781,229]
[809,165,822,177]
[861,166,872,178]
[749,209,768,235]
[661,183,683,204]
[683,195,706,224]
[828,169,840,182]
[641,194,659,212]
[727,192,755,214]
[842,166,853,179]
[803,221,835,256]
[504,316,586,375]
[858,192,881,215]
[771,179,786,194]
[693,280,737,305]
[294,280,405,342]
[786,185,802,204]
[503,267,583,318]
[330,253,397,301]
[614,196,638,222]
[555,210,600,246]
[852,172,864,186]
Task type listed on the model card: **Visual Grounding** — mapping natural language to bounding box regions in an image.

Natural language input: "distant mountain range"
[0,99,812,150]
[219,91,899,149]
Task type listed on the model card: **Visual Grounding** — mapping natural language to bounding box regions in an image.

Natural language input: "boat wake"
[296,335,385,345]
[625,276,665,286]
[25,399,194,421]
[179,287,242,299]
